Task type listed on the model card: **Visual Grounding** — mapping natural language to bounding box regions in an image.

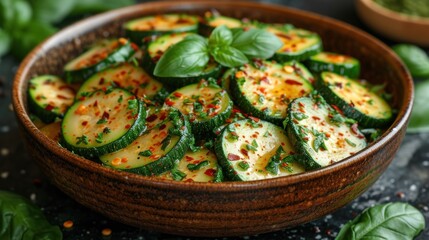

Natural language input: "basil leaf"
[209,25,233,47]
[231,28,283,59]
[211,45,248,68]
[0,191,63,240]
[336,202,425,240]
[0,0,32,30]
[28,0,74,24]
[407,79,429,133]
[154,35,210,77]
[392,44,429,78]
[0,28,11,57]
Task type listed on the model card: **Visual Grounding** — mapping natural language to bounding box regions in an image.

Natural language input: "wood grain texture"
[12,1,413,237]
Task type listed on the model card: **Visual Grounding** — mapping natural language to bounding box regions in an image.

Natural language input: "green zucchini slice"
[76,62,168,102]
[61,88,146,158]
[100,108,191,176]
[230,60,313,125]
[284,61,315,84]
[266,26,322,62]
[317,72,393,128]
[165,80,233,136]
[307,52,361,78]
[64,38,137,83]
[215,119,305,181]
[124,14,199,45]
[143,32,222,89]
[157,147,223,182]
[286,95,367,170]
[28,75,75,123]
[200,12,242,36]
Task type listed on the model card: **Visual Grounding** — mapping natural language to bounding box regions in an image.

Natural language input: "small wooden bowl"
[12,1,413,237]
[357,0,429,46]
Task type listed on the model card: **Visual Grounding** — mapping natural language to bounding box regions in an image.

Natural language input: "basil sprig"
[154,25,282,77]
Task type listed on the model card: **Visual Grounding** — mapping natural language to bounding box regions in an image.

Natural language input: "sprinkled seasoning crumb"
[63,220,74,229]
[101,228,112,236]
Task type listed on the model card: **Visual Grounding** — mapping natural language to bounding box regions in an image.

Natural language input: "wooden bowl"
[12,1,413,237]
[356,0,429,46]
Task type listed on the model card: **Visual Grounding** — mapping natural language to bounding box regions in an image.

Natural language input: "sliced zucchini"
[317,72,393,128]
[200,12,242,36]
[213,107,247,136]
[215,119,305,181]
[28,75,75,123]
[61,88,146,158]
[64,38,137,83]
[124,14,199,45]
[157,147,223,182]
[286,95,367,170]
[284,61,315,84]
[266,26,322,62]
[165,80,233,136]
[230,60,313,125]
[76,62,168,102]
[100,108,191,176]
[307,52,361,78]
[220,68,234,96]
[143,32,222,89]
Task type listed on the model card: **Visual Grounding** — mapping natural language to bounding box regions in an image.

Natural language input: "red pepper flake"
[285,79,303,85]
[125,124,131,129]
[159,124,166,130]
[335,82,343,88]
[102,111,110,119]
[146,114,157,122]
[131,43,139,51]
[227,153,240,161]
[331,105,344,115]
[57,94,69,100]
[165,98,175,106]
[248,116,260,122]
[240,148,249,156]
[98,78,105,85]
[185,156,194,161]
[45,104,54,111]
[312,116,321,121]
[261,76,270,84]
[204,168,216,177]
[173,92,183,98]
[82,121,88,126]
[351,123,359,135]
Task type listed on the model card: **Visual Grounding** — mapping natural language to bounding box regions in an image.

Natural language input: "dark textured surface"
[1,0,428,239]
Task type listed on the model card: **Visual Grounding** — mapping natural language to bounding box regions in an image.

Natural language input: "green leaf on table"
[231,28,283,59]
[211,45,248,68]
[154,35,210,78]
[336,202,425,240]
[392,44,429,78]
[70,0,135,15]
[28,0,75,24]
[408,79,429,133]
[10,21,57,59]
[0,28,11,57]
[0,190,63,240]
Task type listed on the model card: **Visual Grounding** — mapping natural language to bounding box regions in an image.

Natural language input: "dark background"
[1,0,428,239]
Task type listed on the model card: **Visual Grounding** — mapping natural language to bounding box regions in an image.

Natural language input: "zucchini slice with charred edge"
[165,80,233,137]
[286,94,367,170]
[317,72,393,128]
[100,108,191,176]
[230,60,313,125]
[266,25,322,62]
[61,88,146,158]
[143,32,222,89]
[76,62,168,102]
[64,38,137,83]
[28,75,75,123]
[124,14,199,45]
[306,52,361,78]
[215,119,305,181]
[157,146,223,182]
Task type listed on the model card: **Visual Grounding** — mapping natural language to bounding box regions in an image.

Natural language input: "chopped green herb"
[246,144,257,152]
[97,118,107,124]
[171,168,187,181]
[345,138,356,147]
[237,161,250,171]
[265,146,286,175]
[103,127,111,134]
[161,135,172,151]
[76,135,89,145]
[105,85,114,94]
[95,133,103,143]
[117,95,123,103]
[138,150,152,157]
[187,160,209,171]
[258,94,265,104]
[312,129,328,152]
[237,77,245,86]
[127,99,139,115]
[263,131,271,137]
[293,112,308,121]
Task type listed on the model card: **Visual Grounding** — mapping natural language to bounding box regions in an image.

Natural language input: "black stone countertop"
[1,0,428,239]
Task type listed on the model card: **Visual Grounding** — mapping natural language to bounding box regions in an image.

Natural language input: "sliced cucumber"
[100,108,191,176]
[286,95,367,170]
[266,26,322,62]
[307,52,361,78]
[143,32,222,89]
[64,38,137,83]
[317,72,393,128]
[124,14,199,45]
[28,75,75,123]
[157,147,223,182]
[76,62,168,102]
[215,119,305,181]
[230,60,313,125]
[61,88,146,158]
[165,80,233,136]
